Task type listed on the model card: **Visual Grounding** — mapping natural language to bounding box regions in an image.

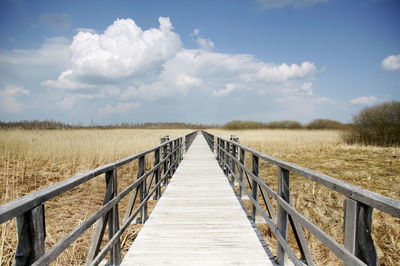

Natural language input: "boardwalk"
[121,134,275,265]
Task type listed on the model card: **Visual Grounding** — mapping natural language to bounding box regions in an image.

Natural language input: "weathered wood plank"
[121,134,274,266]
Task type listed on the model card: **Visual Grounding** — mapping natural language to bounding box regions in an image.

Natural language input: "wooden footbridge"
[0,131,399,266]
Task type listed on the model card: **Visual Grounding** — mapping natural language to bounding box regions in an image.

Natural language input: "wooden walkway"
[121,134,275,265]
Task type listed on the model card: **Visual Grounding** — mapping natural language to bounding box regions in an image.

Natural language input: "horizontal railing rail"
[184,130,198,151]
[201,130,400,266]
[0,131,197,266]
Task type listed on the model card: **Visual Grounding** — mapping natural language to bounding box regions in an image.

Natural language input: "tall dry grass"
[210,129,400,265]
[0,129,191,265]
[1,129,399,265]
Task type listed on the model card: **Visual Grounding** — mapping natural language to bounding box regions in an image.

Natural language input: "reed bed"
[0,129,191,265]
[0,129,399,265]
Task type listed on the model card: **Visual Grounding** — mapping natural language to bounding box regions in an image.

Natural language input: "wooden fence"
[0,131,198,266]
[201,130,400,266]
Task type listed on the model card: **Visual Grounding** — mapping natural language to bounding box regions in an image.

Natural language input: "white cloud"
[56,93,107,110]
[242,61,317,83]
[99,102,141,115]
[299,81,313,95]
[74,28,97,34]
[350,96,377,105]
[381,54,400,71]
[0,86,30,113]
[212,83,239,96]
[191,29,214,50]
[257,0,328,9]
[274,95,334,105]
[45,17,323,109]
[39,12,71,32]
[44,17,182,89]
[42,69,95,89]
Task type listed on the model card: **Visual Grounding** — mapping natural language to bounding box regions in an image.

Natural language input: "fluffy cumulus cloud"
[41,16,325,115]
[0,86,30,113]
[257,0,328,9]
[381,54,400,71]
[350,96,377,105]
[44,17,181,89]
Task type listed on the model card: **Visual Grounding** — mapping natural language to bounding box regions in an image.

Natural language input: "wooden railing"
[0,131,197,266]
[184,130,198,151]
[201,130,400,266]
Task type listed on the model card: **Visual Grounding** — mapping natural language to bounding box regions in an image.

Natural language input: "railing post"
[171,140,175,175]
[230,136,239,185]
[344,198,378,265]
[161,136,169,186]
[87,169,118,264]
[222,140,227,175]
[251,154,259,221]
[173,139,178,173]
[239,148,245,198]
[109,168,121,265]
[137,155,147,224]
[14,204,45,265]
[277,167,290,264]
[216,138,220,162]
[211,134,214,153]
[154,148,161,200]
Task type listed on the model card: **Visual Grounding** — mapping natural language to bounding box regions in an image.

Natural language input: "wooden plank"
[121,134,274,266]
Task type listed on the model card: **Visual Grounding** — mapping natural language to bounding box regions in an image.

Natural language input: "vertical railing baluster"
[230,136,239,186]
[212,135,214,153]
[137,155,147,223]
[14,204,45,265]
[231,143,237,184]
[163,142,168,186]
[344,198,378,265]
[277,167,290,264]
[239,148,245,198]
[87,170,116,264]
[109,168,121,265]
[171,140,175,175]
[216,138,220,162]
[154,148,160,200]
[251,155,259,221]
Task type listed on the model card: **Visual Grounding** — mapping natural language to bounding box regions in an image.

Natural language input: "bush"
[267,120,304,129]
[222,120,267,130]
[307,119,346,130]
[343,101,400,146]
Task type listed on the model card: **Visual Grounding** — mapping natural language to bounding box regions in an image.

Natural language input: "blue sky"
[0,0,399,124]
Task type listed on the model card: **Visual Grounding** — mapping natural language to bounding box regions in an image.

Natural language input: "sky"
[0,0,399,125]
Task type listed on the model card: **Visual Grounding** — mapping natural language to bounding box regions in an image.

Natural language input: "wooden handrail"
[201,130,400,266]
[0,131,197,266]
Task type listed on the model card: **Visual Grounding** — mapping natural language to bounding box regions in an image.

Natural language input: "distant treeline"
[222,119,350,130]
[2,101,398,146]
[0,120,218,130]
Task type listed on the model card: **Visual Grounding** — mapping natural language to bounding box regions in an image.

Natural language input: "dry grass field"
[0,129,399,265]
[0,129,191,265]
[210,129,400,265]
